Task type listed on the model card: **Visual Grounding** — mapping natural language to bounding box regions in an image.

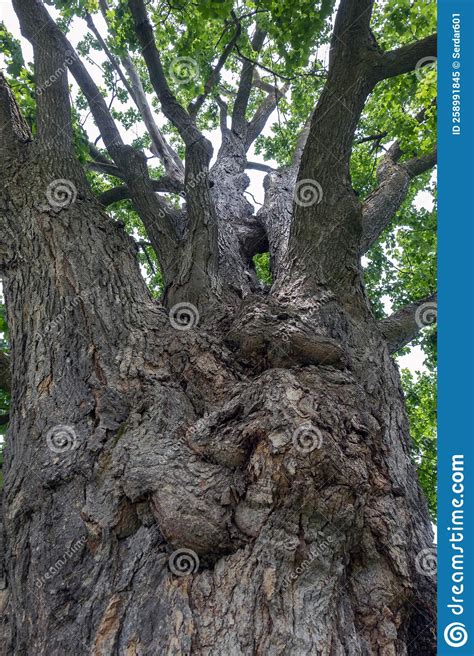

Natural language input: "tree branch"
[97,177,184,206]
[128,0,220,306]
[329,0,375,66]
[361,146,437,253]
[246,161,275,173]
[284,0,377,295]
[93,4,184,179]
[245,81,289,150]
[216,96,229,134]
[0,71,31,155]
[12,0,74,150]
[231,27,266,137]
[128,0,202,147]
[120,53,184,179]
[188,19,242,117]
[13,1,192,290]
[87,159,124,180]
[85,13,135,101]
[379,293,437,353]
[13,1,125,159]
[374,34,437,81]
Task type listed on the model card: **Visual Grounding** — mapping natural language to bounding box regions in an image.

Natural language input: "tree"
[0,0,437,653]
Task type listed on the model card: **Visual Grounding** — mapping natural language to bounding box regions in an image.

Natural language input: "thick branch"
[374,34,437,80]
[0,71,31,154]
[93,5,184,179]
[87,158,124,179]
[246,161,275,173]
[216,96,229,134]
[231,27,266,136]
[12,0,74,150]
[361,146,437,253]
[329,0,375,66]
[128,0,219,305]
[13,1,125,159]
[245,81,289,150]
[284,0,376,296]
[0,72,31,271]
[12,1,189,289]
[379,294,437,353]
[128,0,202,147]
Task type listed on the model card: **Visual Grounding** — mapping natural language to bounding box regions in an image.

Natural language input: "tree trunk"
[0,0,437,651]
[1,152,435,655]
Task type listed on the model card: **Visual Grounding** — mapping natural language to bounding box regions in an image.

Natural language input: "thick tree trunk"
[0,0,437,651]
[1,150,435,655]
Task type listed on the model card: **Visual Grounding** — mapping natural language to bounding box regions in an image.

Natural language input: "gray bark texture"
[0,0,437,653]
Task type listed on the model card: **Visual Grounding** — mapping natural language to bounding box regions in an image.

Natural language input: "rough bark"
[361,148,437,254]
[0,0,437,653]
[0,352,11,394]
[0,143,437,655]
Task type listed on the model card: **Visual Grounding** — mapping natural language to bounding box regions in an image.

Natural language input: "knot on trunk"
[225,297,348,372]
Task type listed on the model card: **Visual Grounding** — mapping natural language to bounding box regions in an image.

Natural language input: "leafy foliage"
[402,369,437,517]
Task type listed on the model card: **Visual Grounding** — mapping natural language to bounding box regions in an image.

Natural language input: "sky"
[0,1,434,375]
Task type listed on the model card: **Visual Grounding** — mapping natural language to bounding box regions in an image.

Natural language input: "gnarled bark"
[0,0,437,653]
